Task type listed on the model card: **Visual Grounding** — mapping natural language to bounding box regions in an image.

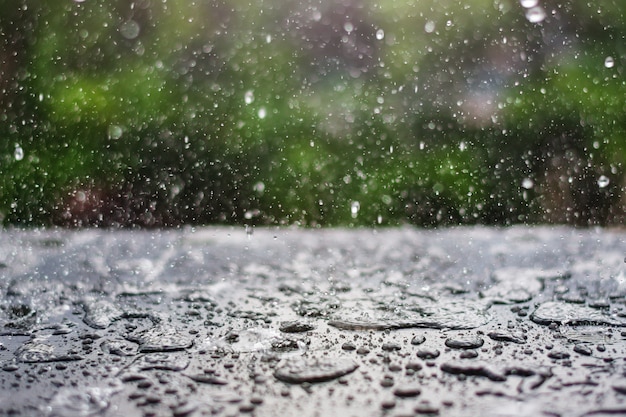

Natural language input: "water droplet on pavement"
[274,357,358,384]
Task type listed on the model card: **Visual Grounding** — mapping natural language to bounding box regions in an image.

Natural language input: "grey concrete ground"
[1,226,626,417]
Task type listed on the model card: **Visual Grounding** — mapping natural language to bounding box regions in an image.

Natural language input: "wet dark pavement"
[1,226,626,417]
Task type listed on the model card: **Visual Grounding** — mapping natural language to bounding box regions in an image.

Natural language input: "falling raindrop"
[253,181,265,193]
[258,107,266,119]
[107,125,123,140]
[119,20,140,40]
[244,90,255,104]
[424,21,436,33]
[521,178,534,189]
[604,56,615,68]
[14,144,24,161]
[376,29,385,40]
[525,6,546,23]
[597,175,610,188]
[519,0,539,8]
[350,201,360,218]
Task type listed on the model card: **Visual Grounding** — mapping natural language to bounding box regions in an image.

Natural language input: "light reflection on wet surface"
[1,226,626,416]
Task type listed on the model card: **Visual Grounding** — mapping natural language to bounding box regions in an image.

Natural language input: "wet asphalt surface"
[1,226,626,417]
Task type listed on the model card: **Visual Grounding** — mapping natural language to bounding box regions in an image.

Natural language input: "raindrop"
[440,361,506,382]
[16,342,82,363]
[376,29,385,40]
[343,22,354,34]
[487,331,526,344]
[274,357,358,383]
[253,181,265,193]
[597,175,610,188]
[127,353,190,372]
[258,107,266,119]
[416,349,440,359]
[244,90,254,104]
[547,351,570,360]
[393,386,421,398]
[107,125,123,140]
[279,321,314,333]
[82,299,124,329]
[424,21,436,33]
[525,6,546,23]
[444,336,484,349]
[531,301,626,326]
[119,20,140,40]
[350,201,360,218]
[127,326,194,352]
[14,144,24,161]
[573,344,592,356]
[604,56,615,68]
[521,178,534,189]
[519,0,539,8]
[47,384,121,417]
[411,335,426,345]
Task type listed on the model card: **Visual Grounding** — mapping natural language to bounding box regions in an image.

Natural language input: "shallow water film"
[1,226,626,417]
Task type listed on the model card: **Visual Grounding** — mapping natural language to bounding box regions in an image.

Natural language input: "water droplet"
[274,357,358,383]
[424,21,436,33]
[258,107,266,119]
[128,353,190,372]
[329,299,490,330]
[101,338,138,356]
[547,351,570,360]
[350,201,360,218]
[597,175,610,188]
[393,386,421,398]
[119,20,140,40]
[16,342,82,363]
[14,145,24,161]
[127,326,194,352]
[244,90,254,104]
[444,336,484,349]
[107,125,123,140]
[519,0,538,8]
[47,384,120,417]
[82,299,124,329]
[411,335,426,345]
[525,6,546,23]
[604,56,615,68]
[440,361,507,381]
[376,29,385,40]
[521,178,534,189]
[487,331,526,344]
[343,22,354,34]
[279,321,315,333]
[416,349,440,359]
[573,344,592,356]
[531,301,626,326]
[189,374,228,385]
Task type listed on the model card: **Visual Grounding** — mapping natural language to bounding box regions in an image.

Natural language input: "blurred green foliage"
[0,0,624,227]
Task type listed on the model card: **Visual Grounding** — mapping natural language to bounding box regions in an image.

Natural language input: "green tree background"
[0,0,624,227]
